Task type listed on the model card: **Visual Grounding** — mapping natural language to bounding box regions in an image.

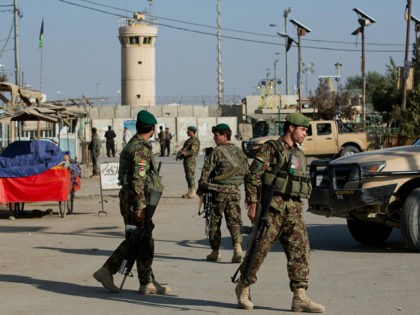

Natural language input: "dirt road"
[1,156,418,315]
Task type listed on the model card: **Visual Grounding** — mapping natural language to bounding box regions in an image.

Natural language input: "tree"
[310,79,355,120]
[344,58,403,125]
[345,70,391,106]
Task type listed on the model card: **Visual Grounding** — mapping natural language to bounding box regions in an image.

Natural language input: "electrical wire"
[56,0,405,53]
[0,18,13,57]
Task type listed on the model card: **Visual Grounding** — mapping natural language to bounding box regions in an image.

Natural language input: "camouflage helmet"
[286,113,310,128]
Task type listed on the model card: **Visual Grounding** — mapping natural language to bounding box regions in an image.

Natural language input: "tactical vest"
[212,145,246,186]
[118,136,156,186]
[262,140,311,199]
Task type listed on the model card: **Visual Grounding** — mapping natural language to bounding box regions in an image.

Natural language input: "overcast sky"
[0,0,416,103]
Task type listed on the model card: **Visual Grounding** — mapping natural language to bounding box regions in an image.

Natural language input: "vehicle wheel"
[340,145,360,157]
[59,201,68,218]
[346,218,393,245]
[401,188,420,251]
[67,192,74,215]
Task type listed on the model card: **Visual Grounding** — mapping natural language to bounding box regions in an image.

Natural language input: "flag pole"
[39,18,44,93]
[40,45,43,93]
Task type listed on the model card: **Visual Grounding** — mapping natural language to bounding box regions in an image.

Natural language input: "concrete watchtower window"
[129,36,140,45]
[143,37,152,45]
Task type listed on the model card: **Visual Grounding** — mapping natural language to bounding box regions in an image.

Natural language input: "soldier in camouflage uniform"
[178,126,200,198]
[93,110,171,295]
[235,113,325,313]
[198,123,249,263]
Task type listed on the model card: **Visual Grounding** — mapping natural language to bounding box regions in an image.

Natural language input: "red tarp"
[0,166,81,203]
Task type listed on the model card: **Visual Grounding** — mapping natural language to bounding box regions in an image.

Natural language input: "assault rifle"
[231,181,275,283]
[175,150,184,161]
[197,147,214,237]
[118,162,162,290]
[198,187,213,237]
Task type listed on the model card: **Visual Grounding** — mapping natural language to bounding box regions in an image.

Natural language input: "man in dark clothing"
[164,127,173,156]
[105,126,116,157]
[88,127,101,177]
[157,126,167,157]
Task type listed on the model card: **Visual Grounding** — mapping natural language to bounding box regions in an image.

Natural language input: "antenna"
[148,0,154,20]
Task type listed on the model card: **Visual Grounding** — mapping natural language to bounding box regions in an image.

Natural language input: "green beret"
[137,110,157,125]
[286,113,310,128]
[212,123,230,133]
[187,125,197,131]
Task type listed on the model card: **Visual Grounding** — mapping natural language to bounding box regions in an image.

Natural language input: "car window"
[317,123,332,136]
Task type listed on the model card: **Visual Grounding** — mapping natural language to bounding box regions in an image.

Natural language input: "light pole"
[302,62,315,97]
[96,81,100,105]
[273,59,278,95]
[351,8,376,130]
[278,19,311,113]
[283,7,292,95]
[116,89,121,105]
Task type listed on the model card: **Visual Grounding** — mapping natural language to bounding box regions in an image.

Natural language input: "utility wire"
[0,18,13,56]
[57,0,404,53]
[75,0,404,47]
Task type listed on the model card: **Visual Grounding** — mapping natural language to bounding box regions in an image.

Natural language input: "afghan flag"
[39,19,44,48]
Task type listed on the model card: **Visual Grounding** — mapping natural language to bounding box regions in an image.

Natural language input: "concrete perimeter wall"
[90,104,241,156]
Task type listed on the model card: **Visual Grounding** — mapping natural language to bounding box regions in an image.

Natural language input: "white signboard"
[100,162,120,190]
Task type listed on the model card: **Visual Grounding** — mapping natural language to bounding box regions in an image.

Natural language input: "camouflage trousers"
[240,205,310,291]
[209,191,243,250]
[183,158,196,188]
[102,188,156,285]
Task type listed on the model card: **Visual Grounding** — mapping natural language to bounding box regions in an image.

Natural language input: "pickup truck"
[242,119,379,158]
[308,139,420,251]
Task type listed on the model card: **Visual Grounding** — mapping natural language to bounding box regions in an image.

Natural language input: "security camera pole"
[412,14,420,92]
[351,8,376,130]
[402,0,412,111]
[286,19,311,113]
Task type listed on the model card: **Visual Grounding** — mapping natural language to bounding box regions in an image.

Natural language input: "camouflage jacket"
[181,136,200,160]
[118,134,155,210]
[245,137,306,211]
[198,143,248,193]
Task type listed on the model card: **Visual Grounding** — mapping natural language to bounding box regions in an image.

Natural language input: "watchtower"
[118,12,157,106]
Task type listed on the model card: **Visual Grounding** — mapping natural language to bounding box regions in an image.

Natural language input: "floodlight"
[289,19,312,33]
[353,8,376,24]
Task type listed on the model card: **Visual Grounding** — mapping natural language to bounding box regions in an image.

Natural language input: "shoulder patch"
[138,160,147,177]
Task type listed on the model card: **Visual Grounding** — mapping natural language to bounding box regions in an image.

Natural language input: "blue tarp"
[0,140,64,178]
